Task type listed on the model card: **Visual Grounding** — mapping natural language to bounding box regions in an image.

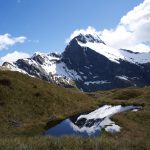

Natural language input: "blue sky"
[0,0,148,62]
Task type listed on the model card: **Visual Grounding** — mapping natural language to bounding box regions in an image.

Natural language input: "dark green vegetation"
[0,70,150,150]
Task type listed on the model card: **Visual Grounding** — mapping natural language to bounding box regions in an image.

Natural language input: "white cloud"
[67,0,150,52]
[0,34,26,51]
[101,0,150,52]
[0,51,30,65]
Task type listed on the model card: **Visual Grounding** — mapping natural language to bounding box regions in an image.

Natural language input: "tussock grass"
[0,70,150,150]
[0,136,149,150]
[0,71,95,137]
[111,88,143,100]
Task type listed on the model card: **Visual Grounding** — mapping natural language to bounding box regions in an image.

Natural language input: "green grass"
[0,136,149,150]
[0,70,150,150]
[0,71,95,137]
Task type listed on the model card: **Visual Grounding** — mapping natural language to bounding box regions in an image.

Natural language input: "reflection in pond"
[44,105,141,137]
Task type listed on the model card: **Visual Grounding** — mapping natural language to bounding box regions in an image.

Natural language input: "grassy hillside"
[0,70,150,150]
[0,71,95,137]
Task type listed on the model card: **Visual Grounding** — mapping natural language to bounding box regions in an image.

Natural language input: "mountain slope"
[0,70,94,136]
[62,33,150,91]
[2,32,150,92]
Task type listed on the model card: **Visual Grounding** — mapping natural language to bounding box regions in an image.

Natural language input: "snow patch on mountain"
[77,39,150,64]
[42,62,81,81]
[2,52,81,86]
[84,80,111,86]
[116,75,129,81]
[120,49,150,64]
[2,62,29,74]
[78,41,124,63]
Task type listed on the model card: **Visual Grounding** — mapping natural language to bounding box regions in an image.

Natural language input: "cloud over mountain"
[0,34,26,51]
[67,0,150,52]
[0,51,30,65]
[101,0,150,52]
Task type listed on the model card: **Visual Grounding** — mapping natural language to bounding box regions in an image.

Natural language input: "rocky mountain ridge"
[2,32,150,92]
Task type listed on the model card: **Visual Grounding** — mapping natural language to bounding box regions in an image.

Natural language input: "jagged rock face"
[75,34,106,44]
[2,33,150,92]
[61,34,150,91]
[32,54,45,65]
[15,59,49,81]
[62,38,115,82]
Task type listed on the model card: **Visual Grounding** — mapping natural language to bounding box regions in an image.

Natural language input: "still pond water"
[44,105,141,137]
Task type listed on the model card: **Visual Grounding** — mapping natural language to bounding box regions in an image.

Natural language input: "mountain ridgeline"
[2,32,150,92]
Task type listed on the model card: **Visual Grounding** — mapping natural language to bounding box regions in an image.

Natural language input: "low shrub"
[0,79,11,87]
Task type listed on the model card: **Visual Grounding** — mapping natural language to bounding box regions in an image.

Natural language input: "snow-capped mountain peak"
[71,33,150,64]
[74,33,105,45]
[67,26,104,44]
[1,29,150,92]
[77,40,124,63]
